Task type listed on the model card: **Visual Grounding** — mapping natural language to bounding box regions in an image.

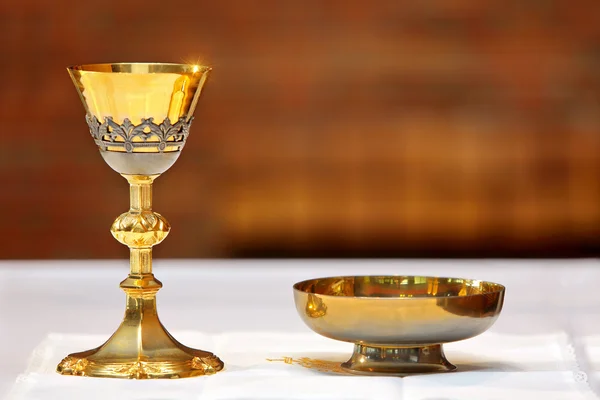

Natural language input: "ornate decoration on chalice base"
[57,63,223,379]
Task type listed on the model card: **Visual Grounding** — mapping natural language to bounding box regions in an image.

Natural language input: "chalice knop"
[57,62,223,379]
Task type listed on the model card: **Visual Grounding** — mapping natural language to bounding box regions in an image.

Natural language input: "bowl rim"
[67,62,211,74]
[292,275,505,300]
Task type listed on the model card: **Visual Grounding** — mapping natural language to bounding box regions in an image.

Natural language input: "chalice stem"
[56,174,224,379]
[124,174,158,275]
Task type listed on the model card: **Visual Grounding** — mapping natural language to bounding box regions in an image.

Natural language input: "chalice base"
[56,275,224,379]
[341,344,456,376]
[56,320,223,379]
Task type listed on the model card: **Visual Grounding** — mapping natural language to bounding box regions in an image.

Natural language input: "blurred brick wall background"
[1,0,600,259]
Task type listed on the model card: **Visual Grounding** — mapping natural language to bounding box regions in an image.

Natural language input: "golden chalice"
[57,62,223,379]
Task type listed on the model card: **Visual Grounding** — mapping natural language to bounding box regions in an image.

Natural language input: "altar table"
[0,259,598,399]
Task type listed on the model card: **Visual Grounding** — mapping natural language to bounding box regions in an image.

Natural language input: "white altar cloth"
[0,259,598,399]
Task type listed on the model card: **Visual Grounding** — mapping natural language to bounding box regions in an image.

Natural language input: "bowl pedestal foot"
[341,343,456,376]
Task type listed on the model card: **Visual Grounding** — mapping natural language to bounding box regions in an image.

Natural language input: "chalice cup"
[57,63,223,379]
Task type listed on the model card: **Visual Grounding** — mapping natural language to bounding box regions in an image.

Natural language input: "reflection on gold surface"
[427,277,439,296]
[293,275,505,375]
[305,294,327,318]
[437,291,504,318]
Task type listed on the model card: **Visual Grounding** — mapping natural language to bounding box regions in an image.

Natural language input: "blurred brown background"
[1,0,600,259]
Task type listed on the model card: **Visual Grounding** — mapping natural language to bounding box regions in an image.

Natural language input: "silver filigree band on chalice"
[85,114,193,153]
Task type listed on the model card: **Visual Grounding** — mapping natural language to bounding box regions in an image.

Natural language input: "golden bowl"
[293,275,505,375]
